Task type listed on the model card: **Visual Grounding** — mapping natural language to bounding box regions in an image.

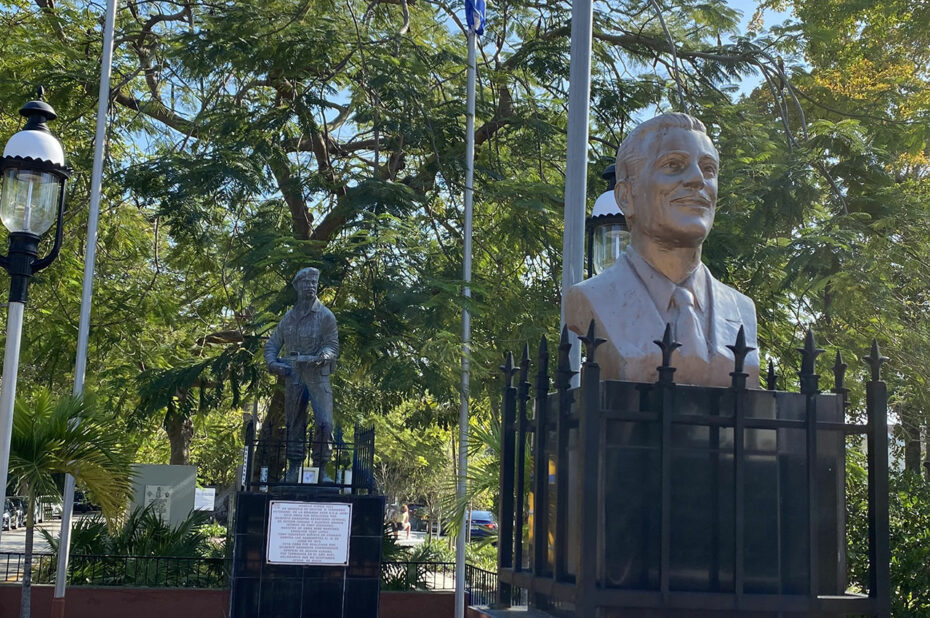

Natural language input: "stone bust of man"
[565,113,759,387]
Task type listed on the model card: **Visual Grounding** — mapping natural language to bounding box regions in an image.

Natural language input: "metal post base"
[49,597,66,618]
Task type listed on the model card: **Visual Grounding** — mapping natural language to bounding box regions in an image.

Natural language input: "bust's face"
[296,275,319,301]
[620,127,719,248]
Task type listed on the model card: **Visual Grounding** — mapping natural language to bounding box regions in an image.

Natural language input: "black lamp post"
[0,98,69,536]
[586,163,629,277]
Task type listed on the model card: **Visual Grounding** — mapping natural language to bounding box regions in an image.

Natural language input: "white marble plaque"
[266,501,352,566]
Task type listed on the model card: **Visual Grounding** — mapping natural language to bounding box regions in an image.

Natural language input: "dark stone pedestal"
[229,490,385,618]
[597,383,846,595]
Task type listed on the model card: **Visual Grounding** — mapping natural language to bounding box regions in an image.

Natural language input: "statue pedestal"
[495,326,890,617]
[229,489,385,618]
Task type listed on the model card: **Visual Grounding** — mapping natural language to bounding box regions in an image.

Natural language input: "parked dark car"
[72,491,99,514]
[469,510,497,539]
[406,504,429,532]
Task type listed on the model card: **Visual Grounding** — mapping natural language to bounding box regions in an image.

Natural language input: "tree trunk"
[166,413,194,465]
[20,488,34,618]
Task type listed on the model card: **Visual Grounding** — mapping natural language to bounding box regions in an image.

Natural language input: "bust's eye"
[663,158,684,171]
[702,164,718,176]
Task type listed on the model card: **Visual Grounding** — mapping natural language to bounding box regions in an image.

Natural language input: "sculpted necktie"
[671,286,708,361]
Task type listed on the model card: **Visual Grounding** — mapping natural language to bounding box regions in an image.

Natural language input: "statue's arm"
[264,323,292,377]
[263,324,283,366]
[318,310,339,360]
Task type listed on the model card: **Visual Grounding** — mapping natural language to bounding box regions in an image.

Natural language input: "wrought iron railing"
[0,552,229,588]
[379,560,526,606]
[0,552,521,605]
[380,560,456,591]
[0,552,56,584]
[243,421,376,493]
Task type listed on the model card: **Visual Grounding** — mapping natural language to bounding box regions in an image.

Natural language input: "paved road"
[392,530,439,548]
[0,519,61,554]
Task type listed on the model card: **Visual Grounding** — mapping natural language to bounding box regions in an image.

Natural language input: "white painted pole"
[456,28,477,618]
[561,0,594,386]
[52,0,118,610]
[0,301,26,544]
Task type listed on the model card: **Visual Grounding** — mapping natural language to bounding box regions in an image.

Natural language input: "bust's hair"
[614,113,709,183]
[292,267,320,286]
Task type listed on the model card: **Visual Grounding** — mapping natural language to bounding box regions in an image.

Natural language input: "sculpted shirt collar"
[292,298,322,320]
[624,245,708,317]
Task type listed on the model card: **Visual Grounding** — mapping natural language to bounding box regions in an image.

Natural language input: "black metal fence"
[0,552,229,588]
[243,422,376,493]
[378,560,525,606]
[497,322,891,616]
[380,560,456,591]
[466,563,528,607]
[0,552,56,584]
[0,552,517,605]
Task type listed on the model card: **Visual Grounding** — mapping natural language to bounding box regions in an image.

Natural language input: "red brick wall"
[0,586,229,618]
[380,591,456,617]
[0,586,461,618]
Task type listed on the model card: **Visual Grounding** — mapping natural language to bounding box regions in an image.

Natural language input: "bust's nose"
[683,161,704,188]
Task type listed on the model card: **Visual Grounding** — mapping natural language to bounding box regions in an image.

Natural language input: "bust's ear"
[615,180,634,221]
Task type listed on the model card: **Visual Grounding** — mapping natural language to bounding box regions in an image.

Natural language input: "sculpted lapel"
[565,257,760,387]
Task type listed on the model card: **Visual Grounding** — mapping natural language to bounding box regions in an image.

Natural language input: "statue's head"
[614,113,719,249]
[292,267,320,300]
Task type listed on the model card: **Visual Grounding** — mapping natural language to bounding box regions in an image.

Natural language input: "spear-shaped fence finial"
[580,319,606,366]
[864,339,888,382]
[653,323,680,384]
[500,351,517,387]
[797,328,825,393]
[766,359,777,390]
[556,325,577,388]
[833,350,848,392]
[654,323,681,369]
[727,325,756,375]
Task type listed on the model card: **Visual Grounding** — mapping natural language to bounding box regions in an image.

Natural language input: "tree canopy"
[0,1,928,599]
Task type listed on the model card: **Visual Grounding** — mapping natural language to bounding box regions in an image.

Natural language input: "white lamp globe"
[0,101,67,236]
[592,190,619,218]
[589,190,629,276]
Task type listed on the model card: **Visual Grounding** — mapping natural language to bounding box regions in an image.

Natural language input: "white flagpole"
[51,0,118,615]
[561,0,594,386]
[456,26,477,618]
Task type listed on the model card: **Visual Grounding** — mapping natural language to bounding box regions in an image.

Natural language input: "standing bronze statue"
[264,267,340,482]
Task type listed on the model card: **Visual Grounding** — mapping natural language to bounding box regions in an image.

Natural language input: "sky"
[728,0,792,30]
[726,0,794,96]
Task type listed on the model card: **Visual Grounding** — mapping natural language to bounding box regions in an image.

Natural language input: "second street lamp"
[0,98,69,539]
[586,163,629,277]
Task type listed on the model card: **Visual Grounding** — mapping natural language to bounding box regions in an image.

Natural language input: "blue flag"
[465,0,485,35]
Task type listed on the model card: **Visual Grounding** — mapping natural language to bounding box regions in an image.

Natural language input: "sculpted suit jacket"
[565,252,760,388]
